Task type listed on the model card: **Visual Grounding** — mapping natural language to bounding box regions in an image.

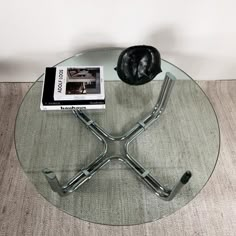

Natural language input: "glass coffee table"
[15,48,220,225]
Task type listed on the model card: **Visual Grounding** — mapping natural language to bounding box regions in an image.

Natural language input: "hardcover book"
[40,67,105,110]
[54,66,104,101]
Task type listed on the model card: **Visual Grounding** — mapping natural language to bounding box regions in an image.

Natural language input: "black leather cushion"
[116,45,162,85]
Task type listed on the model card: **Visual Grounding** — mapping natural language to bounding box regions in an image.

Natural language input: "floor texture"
[0,81,235,236]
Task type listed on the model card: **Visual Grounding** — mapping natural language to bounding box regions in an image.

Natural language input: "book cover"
[40,67,105,111]
[54,66,105,101]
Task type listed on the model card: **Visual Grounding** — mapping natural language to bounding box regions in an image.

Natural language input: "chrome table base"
[43,72,192,201]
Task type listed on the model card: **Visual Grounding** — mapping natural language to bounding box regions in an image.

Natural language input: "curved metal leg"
[43,72,192,201]
[42,156,111,196]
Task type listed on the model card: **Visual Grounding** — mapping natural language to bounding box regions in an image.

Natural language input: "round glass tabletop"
[15,48,220,225]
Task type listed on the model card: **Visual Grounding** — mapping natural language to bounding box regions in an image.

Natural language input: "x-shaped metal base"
[43,72,192,201]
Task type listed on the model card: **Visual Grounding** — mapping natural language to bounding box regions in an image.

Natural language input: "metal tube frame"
[43,72,192,201]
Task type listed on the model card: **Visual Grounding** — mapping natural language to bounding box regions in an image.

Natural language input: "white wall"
[0,0,236,82]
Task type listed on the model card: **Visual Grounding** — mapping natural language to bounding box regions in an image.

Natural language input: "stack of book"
[40,66,105,110]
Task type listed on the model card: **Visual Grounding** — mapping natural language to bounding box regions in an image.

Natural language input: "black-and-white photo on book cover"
[54,66,105,101]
